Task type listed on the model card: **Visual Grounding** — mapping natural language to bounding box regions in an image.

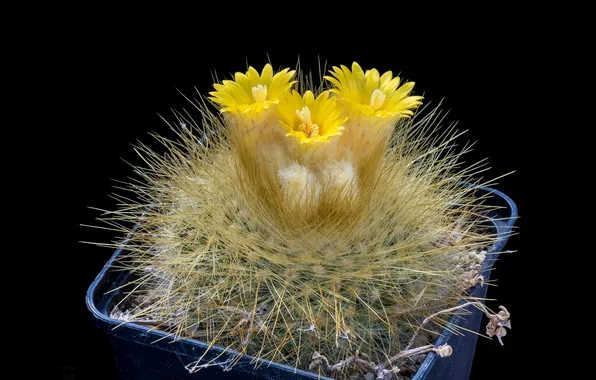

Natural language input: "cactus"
[97,62,510,379]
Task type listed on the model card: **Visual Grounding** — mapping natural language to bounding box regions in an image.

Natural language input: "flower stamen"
[296,106,320,138]
[278,90,345,145]
[370,89,386,110]
[252,84,268,103]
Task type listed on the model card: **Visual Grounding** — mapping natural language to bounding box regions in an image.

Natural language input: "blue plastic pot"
[86,185,516,380]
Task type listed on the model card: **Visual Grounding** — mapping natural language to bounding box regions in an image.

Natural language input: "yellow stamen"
[370,89,386,110]
[278,90,346,145]
[296,106,312,124]
[296,106,320,138]
[252,84,268,103]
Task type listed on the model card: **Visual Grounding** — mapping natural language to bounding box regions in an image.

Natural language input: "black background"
[65,46,530,380]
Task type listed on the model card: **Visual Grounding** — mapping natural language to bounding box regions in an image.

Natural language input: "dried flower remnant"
[486,306,512,346]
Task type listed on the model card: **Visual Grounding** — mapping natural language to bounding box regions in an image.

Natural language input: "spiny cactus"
[98,62,509,379]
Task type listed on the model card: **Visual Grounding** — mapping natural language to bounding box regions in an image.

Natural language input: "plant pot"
[86,184,517,380]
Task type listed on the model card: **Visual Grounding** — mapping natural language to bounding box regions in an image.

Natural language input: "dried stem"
[383,345,433,368]
[310,351,392,379]
[405,301,489,351]
[311,344,453,380]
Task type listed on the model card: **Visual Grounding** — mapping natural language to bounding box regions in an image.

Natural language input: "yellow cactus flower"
[325,62,423,119]
[276,90,347,145]
[209,64,296,114]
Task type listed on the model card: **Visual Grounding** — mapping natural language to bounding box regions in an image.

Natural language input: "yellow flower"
[325,62,423,119]
[209,64,296,114]
[276,90,347,145]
